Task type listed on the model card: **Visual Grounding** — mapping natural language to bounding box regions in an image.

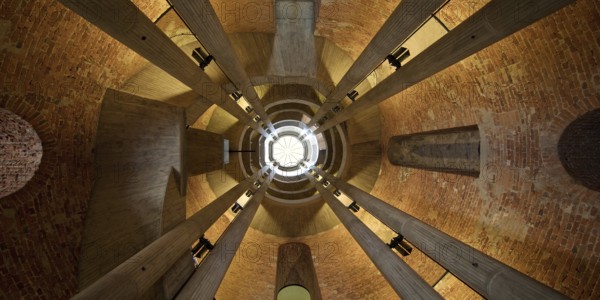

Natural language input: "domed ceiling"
[0,0,598,299]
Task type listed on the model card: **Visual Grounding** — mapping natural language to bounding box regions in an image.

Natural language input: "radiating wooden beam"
[57,0,268,136]
[314,168,569,300]
[308,174,443,300]
[308,0,446,127]
[176,171,275,299]
[71,168,268,299]
[170,0,277,135]
[314,0,575,134]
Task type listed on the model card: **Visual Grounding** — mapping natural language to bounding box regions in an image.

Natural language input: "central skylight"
[272,135,306,168]
[261,120,321,180]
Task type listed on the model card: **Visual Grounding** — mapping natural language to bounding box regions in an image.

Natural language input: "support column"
[308,0,445,127]
[57,0,268,137]
[314,0,575,134]
[187,129,225,176]
[169,0,277,135]
[314,168,569,300]
[308,174,442,299]
[275,243,322,300]
[71,168,268,299]
[176,171,275,299]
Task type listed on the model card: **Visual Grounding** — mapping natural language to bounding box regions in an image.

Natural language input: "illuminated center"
[272,135,306,168]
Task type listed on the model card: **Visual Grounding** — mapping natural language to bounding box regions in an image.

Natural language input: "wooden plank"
[170,0,277,134]
[315,0,575,134]
[308,0,446,126]
[57,0,267,136]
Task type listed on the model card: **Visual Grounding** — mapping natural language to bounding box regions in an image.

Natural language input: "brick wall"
[2,0,598,299]
[0,1,167,298]
[373,0,600,298]
[0,108,43,198]
[183,1,600,299]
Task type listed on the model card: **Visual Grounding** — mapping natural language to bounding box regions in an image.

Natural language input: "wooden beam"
[314,0,575,134]
[71,168,268,299]
[176,172,275,299]
[314,168,569,300]
[308,0,446,126]
[309,174,443,299]
[57,0,268,136]
[170,0,277,135]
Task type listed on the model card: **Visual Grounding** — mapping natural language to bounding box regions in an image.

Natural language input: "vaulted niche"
[387,125,481,177]
[558,109,600,192]
[0,108,43,198]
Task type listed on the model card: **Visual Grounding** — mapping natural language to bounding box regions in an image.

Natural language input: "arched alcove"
[0,108,43,198]
[558,109,600,192]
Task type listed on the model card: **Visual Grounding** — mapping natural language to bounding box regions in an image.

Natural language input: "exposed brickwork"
[216,226,399,300]
[315,0,399,60]
[434,273,481,299]
[374,0,600,298]
[0,0,168,298]
[0,108,43,198]
[2,0,598,299]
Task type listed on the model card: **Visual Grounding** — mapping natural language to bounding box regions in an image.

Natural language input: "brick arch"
[0,96,57,201]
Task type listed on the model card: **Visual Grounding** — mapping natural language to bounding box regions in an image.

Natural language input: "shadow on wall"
[78,90,185,289]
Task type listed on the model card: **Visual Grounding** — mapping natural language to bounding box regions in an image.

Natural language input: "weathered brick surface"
[0,0,167,298]
[0,108,43,198]
[373,0,600,298]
